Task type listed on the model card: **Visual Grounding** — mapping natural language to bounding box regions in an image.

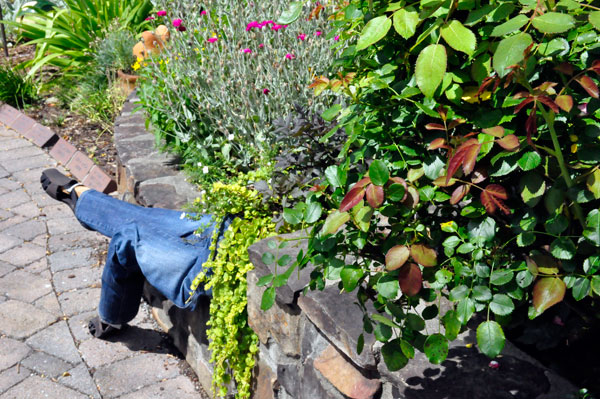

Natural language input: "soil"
[4,43,118,179]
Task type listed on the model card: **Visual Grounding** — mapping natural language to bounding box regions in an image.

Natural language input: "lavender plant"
[136,0,342,181]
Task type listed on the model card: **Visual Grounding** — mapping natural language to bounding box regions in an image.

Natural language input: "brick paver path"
[0,124,205,398]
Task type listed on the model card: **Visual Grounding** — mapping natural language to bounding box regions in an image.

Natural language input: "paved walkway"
[0,124,205,398]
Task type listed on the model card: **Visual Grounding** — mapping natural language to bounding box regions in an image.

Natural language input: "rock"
[313,345,381,399]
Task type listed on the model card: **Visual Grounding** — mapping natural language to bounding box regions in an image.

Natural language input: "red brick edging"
[0,102,117,193]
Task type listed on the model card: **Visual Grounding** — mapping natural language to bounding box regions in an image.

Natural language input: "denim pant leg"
[74,190,224,325]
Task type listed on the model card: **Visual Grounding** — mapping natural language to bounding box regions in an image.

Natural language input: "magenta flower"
[285,53,295,60]
[334,35,340,41]
[271,24,285,31]
[314,31,322,37]
[157,10,167,16]
[263,20,274,25]
[172,18,183,27]
[263,88,270,94]
[258,43,265,49]
[246,21,260,31]
[241,48,252,54]
[200,10,207,15]
[145,16,155,21]
[207,37,218,43]
[297,33,306,41]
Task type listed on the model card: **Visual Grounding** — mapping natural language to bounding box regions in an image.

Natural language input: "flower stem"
[537,104,586,230]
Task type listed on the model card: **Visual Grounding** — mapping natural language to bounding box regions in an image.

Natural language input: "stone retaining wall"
[114,93,576,399]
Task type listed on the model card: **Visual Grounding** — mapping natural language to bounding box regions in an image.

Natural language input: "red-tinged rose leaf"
[366,183,384,208]
[591,60,600,75]
[447,119,465,130]
[471,167,488,184]
[428,137,446,150]
[433,175,456,187]
[480,184,510,215]
[514,96,535,114]
[340,186,366,212]
[354,176,372,188]
[482,126,504,138]
[525,108,538,149]
[525,256,539,276]
[446,138,481,184]
[403,186,420,209]
[309,184,326,192]
[386,245,410,271]
[532,277,566,316]
[554,62,573,76]
[537,95,559,113]
[513,91,530,99]
[426,123,446,131]
[555,95,573,112]
[576,75,599,98]
[411,244,438,267]
[478,76,495,97]
[496,134,520,151]
[450,184,470,205]
[437,106,448,121]
[535,81,558,94]
[308,76,329,88]
[398,263,422,297]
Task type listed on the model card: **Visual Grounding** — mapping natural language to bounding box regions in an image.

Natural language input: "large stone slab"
[0,242,45,266]
[93,352,180,398]
[2,375,88,399]
[0,365,28,395]
[0,269,52,302]
[26,320,81,364]
[0,300,57,339]
[118,376,200,399]
[53,266,102,293]
[0,337,31,372]
[21,351,73,378]
[58,363,101,399]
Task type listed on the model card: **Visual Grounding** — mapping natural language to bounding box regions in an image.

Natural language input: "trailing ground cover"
[258,0,600,378]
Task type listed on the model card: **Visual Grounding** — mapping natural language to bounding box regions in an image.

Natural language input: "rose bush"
[260,0,600,374]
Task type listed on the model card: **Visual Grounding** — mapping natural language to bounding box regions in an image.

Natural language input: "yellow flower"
[132,61,140,71]
[571,143,578,153]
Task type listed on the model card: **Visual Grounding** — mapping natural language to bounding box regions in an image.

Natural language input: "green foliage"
[0,0,56,41]
[187,176,276,399]
[136,0,342,185]
[262,0,600,372]
[0,63,38,107]
[93,27,136,75]
[2,0,152,76]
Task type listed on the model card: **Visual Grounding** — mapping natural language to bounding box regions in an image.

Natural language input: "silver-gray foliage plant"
[139,0,343,175]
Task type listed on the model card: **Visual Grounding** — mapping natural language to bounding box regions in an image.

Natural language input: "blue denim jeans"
[74,190,230,325]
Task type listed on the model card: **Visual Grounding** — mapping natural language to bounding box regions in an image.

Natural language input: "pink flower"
[314,31,322,37]
[285,53,295,60]
[334,35,340,41]
[263,88,270,94]
[145,16,155,21]
[172,18,183,27]
[488,361,500,369]
[241,48,252,54]
[271,24,285,31]
[207,37,218,43]
[263,20,274,25]
[200,10,207,15]
[246,21,260,31]
[297,33,306,41]
[157,10,167,16]
[258,43,265,49]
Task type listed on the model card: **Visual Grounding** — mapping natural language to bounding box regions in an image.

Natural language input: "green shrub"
[262,0,600,372]
[136,0,342,183]
[93,27,136,76]
[0,63,38,107]
[2,0,152,76]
